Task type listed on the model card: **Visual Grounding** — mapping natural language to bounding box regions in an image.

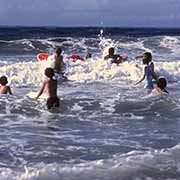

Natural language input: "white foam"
[1,144,180,180]
[0,57,180,87]
[160,36,180,54]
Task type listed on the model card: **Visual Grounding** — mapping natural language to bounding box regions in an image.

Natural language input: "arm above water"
[104,55,109,60]
[135,66,146,85]
[8,86,12,95]
[135,55,143,59]
[118,55,128,62]
[135,74,145,85]
[36,81,46,100]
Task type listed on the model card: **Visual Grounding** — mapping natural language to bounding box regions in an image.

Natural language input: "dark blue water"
[1,27,180,40]
[0,27,180,59]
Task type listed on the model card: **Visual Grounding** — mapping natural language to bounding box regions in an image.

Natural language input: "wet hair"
[143,52,152,64]
[108,47,114,55]
[0,76,8,86]
[157,77,167,90]
[45,68,54,78]
[55,47,62,56]
[86,52,92,59]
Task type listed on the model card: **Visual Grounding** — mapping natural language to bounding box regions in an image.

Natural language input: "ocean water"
[0,27,180,180]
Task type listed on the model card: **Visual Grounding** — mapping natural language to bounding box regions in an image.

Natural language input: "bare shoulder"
[57,55,63,60]
[150,61,154,66]
[44,79,48,83]
[43,79,49,86]
[104,55,109,60]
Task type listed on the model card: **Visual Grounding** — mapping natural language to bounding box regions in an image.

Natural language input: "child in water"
[152,77,168,94]
[0,76,12,95]
[135,52,158,81]
[135,52,158,92]
[36,68,60,109]
[104,47,127,65]
[48,47,67,80]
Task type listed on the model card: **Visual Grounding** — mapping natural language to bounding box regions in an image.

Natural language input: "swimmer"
[0,76,12,95]
[104,47,127,65]
[135,52,157,92]
[48,47,67,80]
[36,68,60,109]
[152,77,168,94]
[135,52,158,81]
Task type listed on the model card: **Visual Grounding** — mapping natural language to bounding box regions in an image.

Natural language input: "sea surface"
[0,27,180,180]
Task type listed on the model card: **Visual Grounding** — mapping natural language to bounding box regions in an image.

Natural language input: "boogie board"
[67,55,85,62]
[37,53,49,61]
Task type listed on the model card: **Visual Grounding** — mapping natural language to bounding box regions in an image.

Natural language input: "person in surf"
[135,52,158,93]
[104,47,127,65]
[0,76,12,95]
[152,77,168,94]
[36,68,60,109]
[135,52,158,82]
[48,47,67,80]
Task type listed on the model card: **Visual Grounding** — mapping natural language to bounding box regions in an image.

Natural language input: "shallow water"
[0,27,180,180]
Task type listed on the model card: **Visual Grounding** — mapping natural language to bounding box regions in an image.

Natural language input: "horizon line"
[0,25,180,29]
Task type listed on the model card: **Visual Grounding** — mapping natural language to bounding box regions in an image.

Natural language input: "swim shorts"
[46,97,60,109]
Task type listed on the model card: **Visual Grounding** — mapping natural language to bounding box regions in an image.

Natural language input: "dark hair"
[86,52,92,59]
[45,68,54,78]
[143,52,152,62]
[55,47,62,56]
[108,47,114,55]
[0,76,8,86]
[157,77,167,90]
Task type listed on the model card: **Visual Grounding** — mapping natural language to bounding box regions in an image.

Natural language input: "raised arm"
[135,55,143,59]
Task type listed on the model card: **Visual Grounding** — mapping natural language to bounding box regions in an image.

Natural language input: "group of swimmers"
[0,47,168,110]
[135,52,168,94]
[104,48,168,93]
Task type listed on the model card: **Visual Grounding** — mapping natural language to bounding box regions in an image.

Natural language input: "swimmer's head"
[85,52,92,59]
[0,76,8,86]
[55,47,62,56]
[157,77,167,90]
[142,52,152,64]
[108,47,114,55]
[45,68,54,78]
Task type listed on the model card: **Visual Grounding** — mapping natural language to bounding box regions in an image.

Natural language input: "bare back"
[45,79,58,98]
[54,55,64,73]
[0,86,12,94]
